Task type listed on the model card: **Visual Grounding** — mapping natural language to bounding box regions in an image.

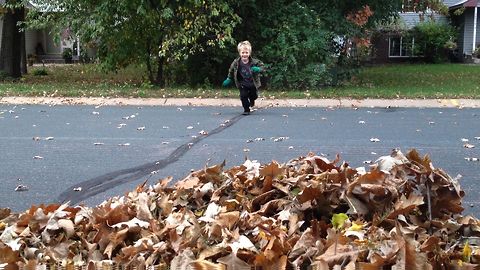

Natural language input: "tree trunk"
[0,3,24,78]
[21,29,27,74]
[155,55,165,87]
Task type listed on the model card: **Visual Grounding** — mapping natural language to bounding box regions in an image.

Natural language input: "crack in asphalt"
[57,110,254,205]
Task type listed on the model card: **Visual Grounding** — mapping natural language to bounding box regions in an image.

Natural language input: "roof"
[448,0,479,8]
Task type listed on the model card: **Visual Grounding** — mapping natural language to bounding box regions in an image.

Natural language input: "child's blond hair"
[237,41,252,53]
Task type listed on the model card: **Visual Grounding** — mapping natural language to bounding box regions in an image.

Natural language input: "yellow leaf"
[463,241,472,263]
[347,222,363,231]
[332,213,349,230]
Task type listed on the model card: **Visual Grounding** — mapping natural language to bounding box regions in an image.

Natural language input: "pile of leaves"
[1,149,480,269]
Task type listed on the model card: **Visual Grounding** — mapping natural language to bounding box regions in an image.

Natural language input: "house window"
[389,36,416,57]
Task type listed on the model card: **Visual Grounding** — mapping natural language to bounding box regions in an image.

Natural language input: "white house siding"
[462,7,480,55]
[457,21,466,54]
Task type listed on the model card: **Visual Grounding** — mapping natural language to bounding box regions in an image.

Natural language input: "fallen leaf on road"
[14,185,28,192]
[272,136,289,142]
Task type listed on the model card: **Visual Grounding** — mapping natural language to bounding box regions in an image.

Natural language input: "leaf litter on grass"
[0,149,479,269]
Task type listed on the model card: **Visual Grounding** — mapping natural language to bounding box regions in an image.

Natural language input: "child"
[223,41,265,115]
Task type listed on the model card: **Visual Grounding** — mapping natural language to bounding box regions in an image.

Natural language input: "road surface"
[1,102,479,217]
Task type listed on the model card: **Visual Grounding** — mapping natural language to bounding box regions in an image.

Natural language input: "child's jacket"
[227,57,265,90]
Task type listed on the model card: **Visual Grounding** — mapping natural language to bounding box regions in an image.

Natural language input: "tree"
[27,0,240,86]
[228,0,402,88]
[0,0,24,78]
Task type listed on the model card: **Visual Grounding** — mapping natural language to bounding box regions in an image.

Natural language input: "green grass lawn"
[332,63,480,99]
[1,63,480,99]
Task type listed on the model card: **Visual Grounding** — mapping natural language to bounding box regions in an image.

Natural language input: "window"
[389,36,417,57]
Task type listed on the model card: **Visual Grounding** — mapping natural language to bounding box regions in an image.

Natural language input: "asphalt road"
[1,104,480,217]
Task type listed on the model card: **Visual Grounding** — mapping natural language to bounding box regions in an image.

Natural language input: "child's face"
[239,47,251,62]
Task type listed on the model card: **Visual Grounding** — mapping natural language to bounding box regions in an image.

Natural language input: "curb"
[1,97,479,108]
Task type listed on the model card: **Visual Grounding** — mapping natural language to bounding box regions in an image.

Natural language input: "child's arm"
[251,59,265,73]
[227,60,236,78]
[222,60,236,87]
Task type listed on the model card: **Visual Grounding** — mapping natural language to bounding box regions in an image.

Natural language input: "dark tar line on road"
[57,109,250,204]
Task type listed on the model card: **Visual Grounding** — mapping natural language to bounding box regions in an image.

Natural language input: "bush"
[412,22,457,63]
[474,46,480,58]
[255,2,339,89]
[0,70,11,81]
[32,68,48,76]
[62,48,73,63]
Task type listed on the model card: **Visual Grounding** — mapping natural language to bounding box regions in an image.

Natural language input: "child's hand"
[251,66,261,73]
[222,78,232,87]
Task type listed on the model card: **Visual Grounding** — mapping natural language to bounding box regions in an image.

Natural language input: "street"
[1,103,480,216]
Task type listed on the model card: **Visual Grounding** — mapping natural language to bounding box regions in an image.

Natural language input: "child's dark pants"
[239,85,257,112]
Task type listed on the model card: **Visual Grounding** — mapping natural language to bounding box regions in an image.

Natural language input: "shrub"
[474,46,480,58]
[0,70,11,81]
[62,48,73,63]
[412,22,457,63]
[255,2,338,89]
[32,68,48,76]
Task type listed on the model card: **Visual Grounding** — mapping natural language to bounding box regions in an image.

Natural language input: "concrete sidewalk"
[1,96,480,108]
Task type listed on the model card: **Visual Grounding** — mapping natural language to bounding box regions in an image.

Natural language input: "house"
[371,0,479,63]
[449,0,480,60]
[0,1,81,64]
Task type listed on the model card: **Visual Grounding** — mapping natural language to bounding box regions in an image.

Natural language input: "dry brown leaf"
[0,245,20,263]
[171,249,195,270]
[297,185,323,204]
[198,246,224,260]
[419,236,441,253]
[392,225,433,270]
[136,192,153,221]
[387,194,424,219]
[217,253,251,270]
[104,227,128,258]
[407,149,433,173]
[216,211,240,230]
[0,208,11,220]
[175,176,200,189]
[57,218,75,238]
[190,260,225,270]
